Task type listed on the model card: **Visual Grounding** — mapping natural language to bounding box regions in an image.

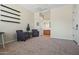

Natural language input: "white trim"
[5,40,16,44]
[51,37,73,40]
[0,39,16,45]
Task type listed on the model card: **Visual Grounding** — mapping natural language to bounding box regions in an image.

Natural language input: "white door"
[73,5,79,45]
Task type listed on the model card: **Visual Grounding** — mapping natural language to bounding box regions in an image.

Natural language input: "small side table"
[0,32,5,48]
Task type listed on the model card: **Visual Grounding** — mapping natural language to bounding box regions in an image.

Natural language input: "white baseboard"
[51,37,73,40]
[0,39,16,45]
[51,35,73,40]
[5,40,16,44]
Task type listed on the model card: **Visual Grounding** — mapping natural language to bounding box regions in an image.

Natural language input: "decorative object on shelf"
[26,24,30,32]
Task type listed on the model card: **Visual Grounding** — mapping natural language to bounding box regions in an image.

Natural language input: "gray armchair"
[16,30,29,41]
[32,29,39,37]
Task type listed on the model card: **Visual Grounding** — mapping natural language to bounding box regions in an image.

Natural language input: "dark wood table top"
[0,32,5,34]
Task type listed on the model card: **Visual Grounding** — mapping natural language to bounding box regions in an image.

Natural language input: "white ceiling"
[21,4,65,12]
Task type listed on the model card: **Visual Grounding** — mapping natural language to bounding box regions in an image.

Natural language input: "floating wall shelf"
[1,19,20,24]
[1,9,20,16]
[1,4,21,13]
[1,14,20,20]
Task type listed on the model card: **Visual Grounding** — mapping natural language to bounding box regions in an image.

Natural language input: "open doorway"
[34,10,51,38]
[42,20,51,37]
[39,10,51,37]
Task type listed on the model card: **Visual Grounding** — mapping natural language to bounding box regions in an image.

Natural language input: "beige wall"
[34,5,73,40]
[0,4,34,43]
[50,5,73,40]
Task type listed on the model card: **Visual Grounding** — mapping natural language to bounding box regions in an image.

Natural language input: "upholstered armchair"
[16,30,29,41]
[32,29,39,37]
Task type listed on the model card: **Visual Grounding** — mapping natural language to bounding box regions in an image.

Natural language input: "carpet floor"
[0,36,79,55]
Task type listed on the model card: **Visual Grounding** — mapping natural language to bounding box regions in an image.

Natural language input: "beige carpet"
[0,36,79,55]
